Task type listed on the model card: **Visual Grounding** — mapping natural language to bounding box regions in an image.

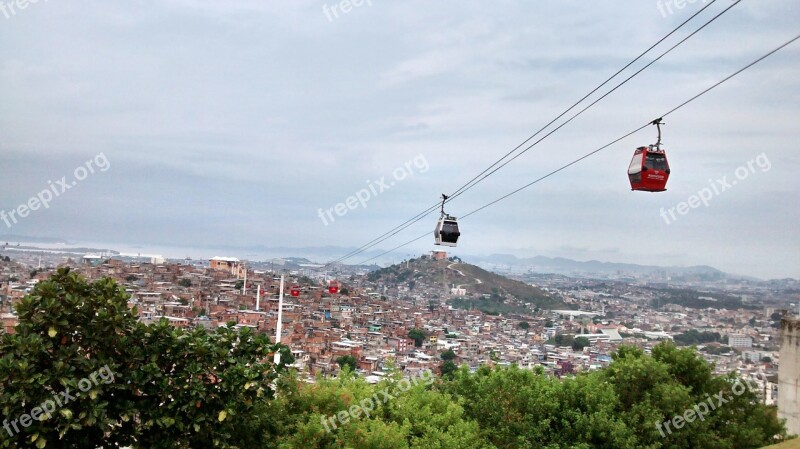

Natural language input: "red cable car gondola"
[328,280,339,294]
[628,118,670,192]
[290,285,300,297]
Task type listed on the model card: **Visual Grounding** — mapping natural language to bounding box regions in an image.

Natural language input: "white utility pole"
[242,263,247,295]
[274,274,285,365]
[256,283,261,311]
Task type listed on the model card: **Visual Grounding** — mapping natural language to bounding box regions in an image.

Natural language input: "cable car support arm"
[651,118,665,151]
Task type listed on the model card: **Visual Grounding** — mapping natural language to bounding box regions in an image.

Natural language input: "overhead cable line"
[446,0,724,201]
[355,32,800,265]
[325,0,734,267]
[445,0,741,204]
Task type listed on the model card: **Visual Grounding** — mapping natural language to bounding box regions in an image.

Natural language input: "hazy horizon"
[1,233,792,281]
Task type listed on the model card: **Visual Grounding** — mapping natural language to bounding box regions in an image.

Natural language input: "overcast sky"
[0,0,798,278]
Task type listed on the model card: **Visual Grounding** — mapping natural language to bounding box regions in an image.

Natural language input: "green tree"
[440,361,458,378]
[572,336,590,351]
[336,355,358,372]
[234,280,244,290]
[408,328,427,347]
[444,365,637,449]
[178,278,192,288]
[672,329,721,346]
[276,369,487,448]
[554,334,574,347]
[441,349,456,362]
[0,268,139,448]
[0,268,291,449]
[701,345,732,355]
[603,342,785,449]
[440,343,786,449]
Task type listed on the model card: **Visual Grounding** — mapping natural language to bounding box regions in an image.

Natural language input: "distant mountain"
[236,246,731,280]
[240,247,731,280]
[466,253,728,279]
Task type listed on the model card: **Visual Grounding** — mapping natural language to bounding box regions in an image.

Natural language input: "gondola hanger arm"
[651,118,665,150]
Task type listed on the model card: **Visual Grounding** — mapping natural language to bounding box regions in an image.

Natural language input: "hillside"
[762,439,800,449]
[366,255,568,312]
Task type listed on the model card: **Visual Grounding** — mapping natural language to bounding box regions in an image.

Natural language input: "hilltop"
[366,255,568,313]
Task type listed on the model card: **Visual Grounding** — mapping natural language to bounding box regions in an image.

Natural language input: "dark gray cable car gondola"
[434,194,460,247]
